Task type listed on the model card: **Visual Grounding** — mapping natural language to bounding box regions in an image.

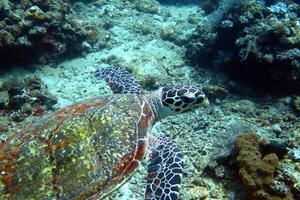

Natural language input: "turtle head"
[149,85,209,119]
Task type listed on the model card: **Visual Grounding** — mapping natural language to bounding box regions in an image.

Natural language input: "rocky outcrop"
[0,0,100,66]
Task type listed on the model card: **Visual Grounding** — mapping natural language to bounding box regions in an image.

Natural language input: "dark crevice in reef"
[185,1,300,95]
[157,0,203,6]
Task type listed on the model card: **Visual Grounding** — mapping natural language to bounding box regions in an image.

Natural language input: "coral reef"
[277,159,300,199]
[134,0,159,14]
[185,24,217,65]
[0,0,299,199]
[160,23,189,45]
[288,148,300,162]
[199,0,219,14]
[0,76,57,122]
[0,0,101,67]
[291,96,300,113]
[186,1,300,93]
[235,133,294,200]
[202,85,228,101]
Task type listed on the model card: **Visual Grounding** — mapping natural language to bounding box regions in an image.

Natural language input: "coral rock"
[0,0,100,66]
[235,133,292,200]
[292,96,300,113]
[6,76,57,121]
[186,1,300,92]
[26,6,47,21]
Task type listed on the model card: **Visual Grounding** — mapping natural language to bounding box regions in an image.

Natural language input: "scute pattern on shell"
[0,94,154,199]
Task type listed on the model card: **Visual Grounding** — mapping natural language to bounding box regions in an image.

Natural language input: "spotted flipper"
[145,137,183,200]
[93,67,142,94]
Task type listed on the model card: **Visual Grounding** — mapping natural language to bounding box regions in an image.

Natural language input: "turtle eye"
[180,95,195,104]
[196,95,205,104]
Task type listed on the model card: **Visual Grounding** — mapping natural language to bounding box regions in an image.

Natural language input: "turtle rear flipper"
[145,137,183,200]
[93,67,142,94]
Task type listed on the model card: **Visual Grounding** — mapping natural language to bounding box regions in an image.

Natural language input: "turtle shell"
[0,94,155,199]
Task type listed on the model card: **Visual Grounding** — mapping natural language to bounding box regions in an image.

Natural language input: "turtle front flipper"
[145,137,183,200]
[93,67,142,94]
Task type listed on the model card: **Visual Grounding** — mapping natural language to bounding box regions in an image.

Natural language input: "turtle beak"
[203,97,210,107]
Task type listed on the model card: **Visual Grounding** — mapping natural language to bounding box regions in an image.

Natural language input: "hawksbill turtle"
[0,67,209,200]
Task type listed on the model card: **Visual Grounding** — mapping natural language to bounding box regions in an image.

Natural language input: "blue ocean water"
[0,0,299,200]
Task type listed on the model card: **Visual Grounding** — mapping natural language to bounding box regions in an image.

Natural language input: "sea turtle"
[0,67,209,200]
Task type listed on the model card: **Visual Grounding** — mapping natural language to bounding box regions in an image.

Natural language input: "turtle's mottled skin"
[1,95,154,199]
[0,67,209,200]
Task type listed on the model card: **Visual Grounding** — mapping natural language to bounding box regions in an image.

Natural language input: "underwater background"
[0,0,300,199]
